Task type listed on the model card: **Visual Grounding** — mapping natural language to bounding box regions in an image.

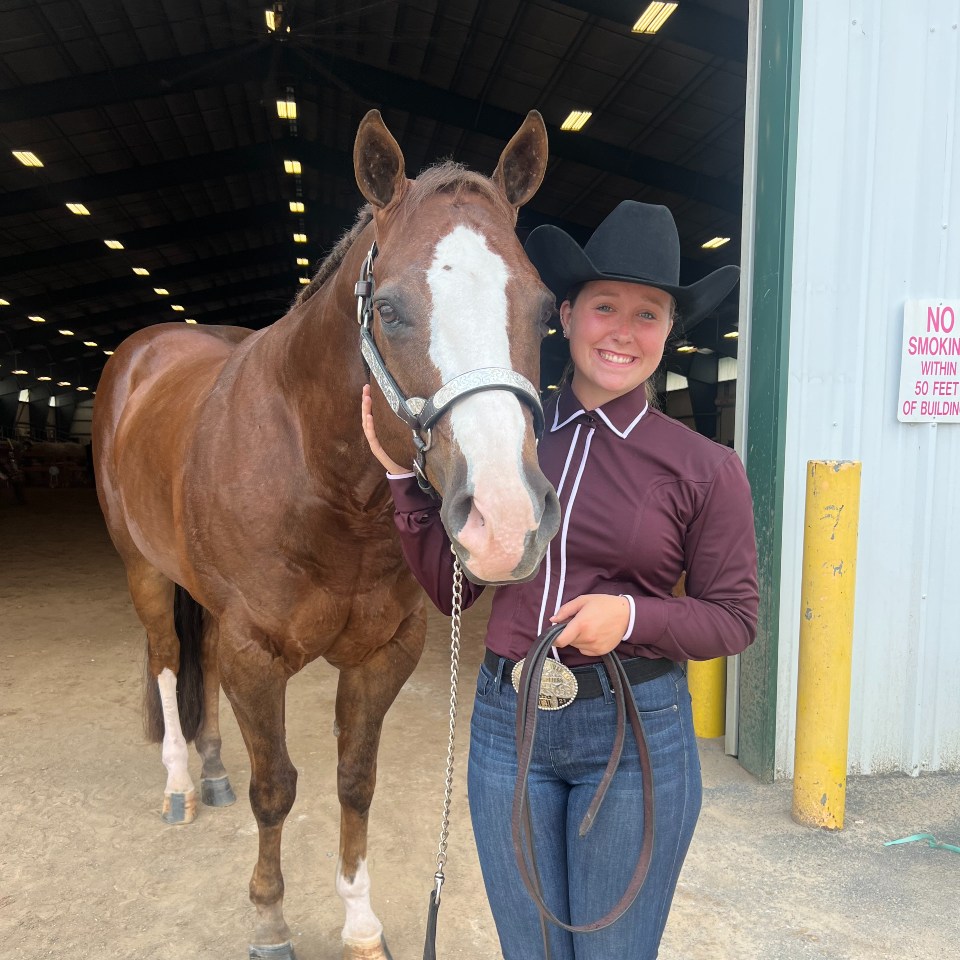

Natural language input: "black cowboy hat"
[524,200,740,328]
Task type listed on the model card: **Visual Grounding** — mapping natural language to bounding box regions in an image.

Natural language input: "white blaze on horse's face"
[426,224,540,583]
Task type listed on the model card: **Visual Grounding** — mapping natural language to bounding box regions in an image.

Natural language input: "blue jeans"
[468,658,702,960]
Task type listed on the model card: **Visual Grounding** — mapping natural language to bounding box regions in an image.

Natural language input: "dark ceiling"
[0,0,747,403]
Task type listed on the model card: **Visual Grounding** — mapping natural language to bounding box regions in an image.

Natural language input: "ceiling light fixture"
[132,267,149,276]
[723,330,739,339]
[103,350,114,356]
[104,239,124,249]
[185,318,197,324]
[29,315,45,323]
[0,298,9,306]
[153,288,169,295]
[289,201,305,213]
[560,110,592,132]
[57,381,71,387]
[632,2,679,34]
[38,375,51,382]
[293,233,307,243]
[677,343,697,353]
[702,236,731,249]
[276,100,298,120]
[296,257,309,266]
[13,150,43,167]
[265,8,290,33]
[77,386,90,391]
[298,277,310,285]
[12,368,28,375]
[66,203,91,215]
[59,329,75,336]
[171,304,185,312]
[83,340,98,347]
[283,160,301,175]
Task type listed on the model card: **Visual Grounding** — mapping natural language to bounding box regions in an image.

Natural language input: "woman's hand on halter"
[549,594,631,658]
[361,384,410,475]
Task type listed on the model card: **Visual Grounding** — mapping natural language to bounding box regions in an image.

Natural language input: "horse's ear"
[354,110,407,209]
[493,110,549,208]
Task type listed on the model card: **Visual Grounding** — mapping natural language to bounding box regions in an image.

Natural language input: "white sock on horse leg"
[336,858,383,945]
[157,667,194,795]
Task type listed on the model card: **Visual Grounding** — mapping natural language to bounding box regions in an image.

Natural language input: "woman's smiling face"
[560,280,674,410]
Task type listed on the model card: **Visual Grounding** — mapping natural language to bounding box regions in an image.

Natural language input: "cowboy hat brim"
[525,224,740,329]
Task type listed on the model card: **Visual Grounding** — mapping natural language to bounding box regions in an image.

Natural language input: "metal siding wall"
[777,0,960,776]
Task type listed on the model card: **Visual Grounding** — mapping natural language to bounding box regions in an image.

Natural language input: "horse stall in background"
[92,110,559,960]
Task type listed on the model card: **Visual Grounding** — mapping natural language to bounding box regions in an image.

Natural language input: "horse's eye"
[376,302,399,326]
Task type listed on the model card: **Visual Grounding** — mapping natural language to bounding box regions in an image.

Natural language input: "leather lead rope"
[511,624,656,956]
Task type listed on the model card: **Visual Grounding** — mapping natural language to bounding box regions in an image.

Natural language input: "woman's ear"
[559,300,572,338]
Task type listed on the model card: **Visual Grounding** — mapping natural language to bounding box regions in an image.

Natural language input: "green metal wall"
[739,0,803,781]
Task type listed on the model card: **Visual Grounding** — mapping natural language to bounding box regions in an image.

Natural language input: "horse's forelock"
[401,161,514,220]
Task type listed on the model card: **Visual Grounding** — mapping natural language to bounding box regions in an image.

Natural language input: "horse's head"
[354,110,561,584]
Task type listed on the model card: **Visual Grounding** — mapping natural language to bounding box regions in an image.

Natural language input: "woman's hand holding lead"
[361,384,408,475]
[549,594,631,657]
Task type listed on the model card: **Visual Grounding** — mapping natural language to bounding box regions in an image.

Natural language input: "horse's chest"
[272,572,420,670]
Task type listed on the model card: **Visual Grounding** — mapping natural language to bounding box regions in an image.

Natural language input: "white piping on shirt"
[536,424,582,635]
[595,403,649,439]
[619,594,636,642]
[551,402,584,432]
[551,398,649,438]
[552,427,595,618]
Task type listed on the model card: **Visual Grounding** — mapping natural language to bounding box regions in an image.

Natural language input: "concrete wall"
[776,0,960,775]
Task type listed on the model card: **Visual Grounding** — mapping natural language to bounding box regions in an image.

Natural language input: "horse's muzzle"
[443,472,560,584]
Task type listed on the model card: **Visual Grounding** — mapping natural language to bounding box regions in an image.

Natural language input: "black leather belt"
[483,647,673,699]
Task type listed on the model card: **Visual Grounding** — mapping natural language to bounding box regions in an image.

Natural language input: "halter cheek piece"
[355,242,546,493]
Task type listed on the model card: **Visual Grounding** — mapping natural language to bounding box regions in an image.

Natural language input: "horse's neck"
[273,241,381,488]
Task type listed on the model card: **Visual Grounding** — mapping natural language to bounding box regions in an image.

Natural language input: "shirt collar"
[549,383,650,439]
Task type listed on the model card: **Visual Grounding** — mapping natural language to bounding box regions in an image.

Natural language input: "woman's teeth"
[597,350,633,364]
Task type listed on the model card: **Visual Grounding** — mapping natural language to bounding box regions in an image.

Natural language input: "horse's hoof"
[343,935,392,960]
[201,775,237,807]
[249,942,296,960]
[161,789,197,824]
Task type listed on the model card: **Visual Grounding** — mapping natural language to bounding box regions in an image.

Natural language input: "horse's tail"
[143,585,206,744]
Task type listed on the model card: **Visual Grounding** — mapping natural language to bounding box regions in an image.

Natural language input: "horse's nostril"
[471,501,486,528]
[445,489,474,536]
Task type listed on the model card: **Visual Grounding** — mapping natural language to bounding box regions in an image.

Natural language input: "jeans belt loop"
[595,663,615,704]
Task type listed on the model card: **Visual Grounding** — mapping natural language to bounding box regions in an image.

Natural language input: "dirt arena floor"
[2,489,957,959]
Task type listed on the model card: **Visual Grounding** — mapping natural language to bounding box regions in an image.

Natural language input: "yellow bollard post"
[688,658,726,738]
[791,460,861,829]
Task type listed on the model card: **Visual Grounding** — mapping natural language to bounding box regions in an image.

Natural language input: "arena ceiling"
[0,0,747,403]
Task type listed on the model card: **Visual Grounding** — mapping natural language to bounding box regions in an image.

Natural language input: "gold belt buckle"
[511,657,578,710]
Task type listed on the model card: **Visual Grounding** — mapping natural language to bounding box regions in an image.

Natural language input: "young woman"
[362,200,759,959]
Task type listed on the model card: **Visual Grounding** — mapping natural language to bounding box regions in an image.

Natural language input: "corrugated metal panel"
[775,0,960,776]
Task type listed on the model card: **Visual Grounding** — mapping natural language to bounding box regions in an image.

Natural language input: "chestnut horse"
[93,110,561,959]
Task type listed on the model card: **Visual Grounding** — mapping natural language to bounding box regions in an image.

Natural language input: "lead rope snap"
[423,549,463,960]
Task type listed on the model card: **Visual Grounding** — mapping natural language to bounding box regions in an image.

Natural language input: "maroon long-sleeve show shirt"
[388,382,759,667]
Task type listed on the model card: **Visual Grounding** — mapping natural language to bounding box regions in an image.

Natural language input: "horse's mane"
[295,161,511,306]
[294,206,373,306]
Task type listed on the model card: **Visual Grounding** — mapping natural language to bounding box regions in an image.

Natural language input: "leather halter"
[355,242,545,491]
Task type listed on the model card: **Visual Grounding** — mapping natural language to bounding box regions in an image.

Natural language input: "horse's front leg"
[195,614,236,808]
[219,619,298,960]
[335,607,426,960]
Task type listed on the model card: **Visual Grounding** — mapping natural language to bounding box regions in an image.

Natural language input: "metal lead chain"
[433,550,463,902]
